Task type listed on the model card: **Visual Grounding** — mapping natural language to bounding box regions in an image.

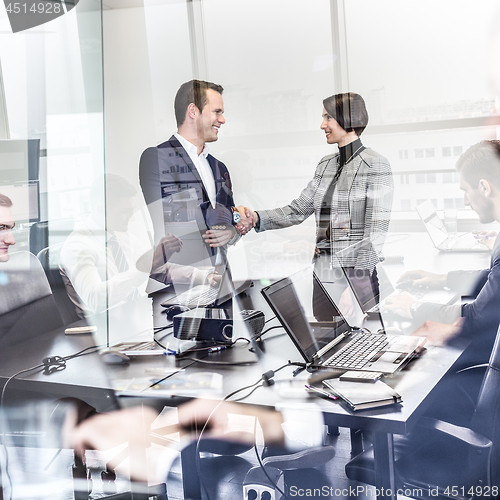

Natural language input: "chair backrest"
[36,245,81,324]
[0,252,63,345]
[29,219,74,257]
[470,324,500,480]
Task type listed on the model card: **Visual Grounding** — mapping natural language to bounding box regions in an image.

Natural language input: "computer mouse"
[99,351,130,365]
[164,305,190,321]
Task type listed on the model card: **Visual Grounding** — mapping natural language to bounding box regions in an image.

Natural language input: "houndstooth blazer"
[256,148,393,271]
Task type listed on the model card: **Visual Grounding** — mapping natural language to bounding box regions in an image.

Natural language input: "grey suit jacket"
[256,148,393,271]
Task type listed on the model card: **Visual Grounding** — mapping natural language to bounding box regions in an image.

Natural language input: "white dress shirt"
[174,133,216,208]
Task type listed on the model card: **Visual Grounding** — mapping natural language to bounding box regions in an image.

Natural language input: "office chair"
[345,325,500,500]
[0,251,64,348]
[36,244,81,324]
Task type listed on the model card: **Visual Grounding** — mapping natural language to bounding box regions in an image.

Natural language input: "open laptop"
[160,267,252,308]
[335,239,458,317]
[416,200,489,252]
[261,270,426,374]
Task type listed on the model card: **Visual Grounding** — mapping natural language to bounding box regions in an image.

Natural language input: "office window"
[444,198,455,209]
[442,147,452,157]
[443,172,459,183]
[416,173,426,183]
[455,197,464,208]
[401,199,411,211]
[427,173,437,183]
[453,146,463,156]
[425,148,435,158]
[399,149,408,160]
[415,149,424,159]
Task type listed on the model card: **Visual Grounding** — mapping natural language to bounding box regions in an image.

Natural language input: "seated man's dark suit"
[139,135,235,270]
[425,236,500,423]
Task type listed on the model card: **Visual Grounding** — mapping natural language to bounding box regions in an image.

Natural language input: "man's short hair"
[323,92,368,136]
[0,193,12,208]
[456,140,500,188]
[174,80,224,127]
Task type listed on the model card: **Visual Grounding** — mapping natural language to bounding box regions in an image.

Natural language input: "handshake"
[234,205,259,236]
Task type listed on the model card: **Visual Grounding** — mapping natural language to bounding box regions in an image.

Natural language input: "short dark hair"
[323,92,368,136]
[456,140,500,188]
[174,80,224,127]
[0,193,12,208]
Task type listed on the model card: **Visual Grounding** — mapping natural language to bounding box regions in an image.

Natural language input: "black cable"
[192,361,294,500]
[231,383,264,402]
[175,357,257,366]
[254,442,289,500]
[254,325,284,341]
[154,324,173,334]
[264,316,277,324]
[153,338,166,349]
[146,359,198,390]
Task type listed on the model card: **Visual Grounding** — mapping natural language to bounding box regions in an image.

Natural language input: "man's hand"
[152,234,182,269]
[68,405,159,483]
[412,318,463,347]
[202,228,234,247]
[136,233,182,273]
[397,270,447,289]
[176,399,284,446]
[235,206,258,235]
[383,291,417,319]
[473,230,497,250]
[206,272,222,287]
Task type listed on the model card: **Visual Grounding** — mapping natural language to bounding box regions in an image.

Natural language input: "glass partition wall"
[0,1,107,339]
[104,0,500,284]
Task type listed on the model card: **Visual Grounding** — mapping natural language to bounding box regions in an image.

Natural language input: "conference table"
[0,232,491,500]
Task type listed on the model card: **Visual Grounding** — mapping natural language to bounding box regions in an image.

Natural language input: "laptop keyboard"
[324,332,397,369]
[170,285,219,307]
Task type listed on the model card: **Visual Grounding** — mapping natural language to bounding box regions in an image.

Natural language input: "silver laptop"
[335,239,459,317]
[416,200,489,252]
[261,271,426,374]
[161,268,252,308]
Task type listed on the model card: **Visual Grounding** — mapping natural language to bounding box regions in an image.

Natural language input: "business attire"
[412,235,500,365]
[255,142,393,273]
[139,134,236,272]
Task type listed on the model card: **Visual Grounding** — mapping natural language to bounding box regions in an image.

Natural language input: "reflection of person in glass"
[236,93,393,312]
[60,175,213,317]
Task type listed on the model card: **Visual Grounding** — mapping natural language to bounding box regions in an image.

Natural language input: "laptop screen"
[261,270,350,362]
[416,200,448,247]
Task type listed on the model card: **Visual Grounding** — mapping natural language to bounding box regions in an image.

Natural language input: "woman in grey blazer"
[240,92,393,277]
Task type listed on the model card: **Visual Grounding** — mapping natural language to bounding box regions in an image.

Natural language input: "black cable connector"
[42,356,66,375]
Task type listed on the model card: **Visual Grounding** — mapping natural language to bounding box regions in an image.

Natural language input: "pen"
[304,384,338,401]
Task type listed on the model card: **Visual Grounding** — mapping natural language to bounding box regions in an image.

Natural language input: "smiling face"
[459,174,496,224]
[0,206,16,262]
[320,107,350,145]
[196,89,226,144]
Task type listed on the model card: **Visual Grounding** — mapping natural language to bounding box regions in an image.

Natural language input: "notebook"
[416,200,489,253]
[260,270,426,374]
[322,379,402,411]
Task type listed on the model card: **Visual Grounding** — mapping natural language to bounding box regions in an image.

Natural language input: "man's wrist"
[410,301,422,319]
